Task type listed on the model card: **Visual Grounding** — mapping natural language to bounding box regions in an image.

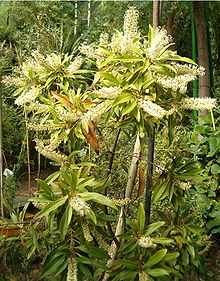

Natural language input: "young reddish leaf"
[136,167,145,198]
[82,121,100,154]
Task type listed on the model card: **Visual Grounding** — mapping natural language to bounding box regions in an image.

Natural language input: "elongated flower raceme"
[15,87,40,106]
[171,62,205,76]
[81,100,112,123]
[138,98,167,119]
[93,87,122,99]
[82,221,93,242]
[147,27,172,60]
[123,6,139,38]
[69,195,90,217]
[138,236,155,248]
[67,258,78,281]
[66,56,83,74]
[180,97,217,111]
[155,73,196,94]
[35,139,68,164]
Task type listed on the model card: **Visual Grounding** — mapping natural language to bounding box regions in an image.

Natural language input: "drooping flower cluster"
[27,123,56,131]
[56,107,82,123]
[81,221,93,242]
[180,97,217,111]
[155,73,197,94]
[110,198,131,206]
[93,87,122,99]
[94,229,111,251]
[67,257,78,281]
[138,236,155,248]
[26,102,49,113]
[69,195,90,217]
[138,99,167,119]
[35,139,68,164]
[171,62,205,76]
[15,87,40,106]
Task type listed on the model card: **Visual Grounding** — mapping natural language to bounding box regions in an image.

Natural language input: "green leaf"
[112,92,133,106]
[77,256,106,269]
[118,271,137,280]
[145,249,167,267]
[122,100,137,116]
[78,263,93,280]
[99,72,119,86]
[36,179,54,198]
[41,256,66,278]
[36,195,68,218]
[113,55,143,62]
[187,244,195,259]
[163,252,179,262]
[137,203,145,233]
[148,268,169,277]
[152,238,173,244]
[45,171,60,185]
[87,209,97,224]
[79,192,117,210]
[108,259,139,270]
[145,221,165,235]
[60,204,73,240]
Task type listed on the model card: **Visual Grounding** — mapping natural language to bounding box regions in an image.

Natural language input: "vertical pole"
[204,2,214,96]
[0,80,4,217]
[190,2,198,123]
[87,0,91,28]
[74,0,78,36]
[145,2,160,225]
[145,127,155,226]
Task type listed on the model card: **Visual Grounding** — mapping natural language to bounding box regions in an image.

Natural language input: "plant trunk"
[153,0,160,29]
[193,1,210,99]
[102,135,141,281]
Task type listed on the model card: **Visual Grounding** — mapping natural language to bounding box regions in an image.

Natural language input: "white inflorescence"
[56,107,82,123]
[93,87,122,99]
[27,102,49,112]
[123,6,139,38]
[35,139,68,164]
[79,44,97,59]
[147,27,172,60]
[138,236,155,248]
[180,97,217,111]
[177,181,192,191]
[121,6,139,54]
[82,222,93,242]
[81,100,112,123]
[27,123,56,131]
[155,73,196,94]
[15,87,40,106]
[66,56,83,75]
[111,32,122,55]
[171,62,205,76]
[69,195,90,217]
[139,272,149,281]
[67,257,78,281]
[99,32,109,45]
[138,98,167,119]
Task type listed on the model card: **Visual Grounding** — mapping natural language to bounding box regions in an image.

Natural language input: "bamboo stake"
[87,0,91,27]
[24,106,32,197]
[102,135,141,281]
[74,0,78,36]
[0,80,4,217]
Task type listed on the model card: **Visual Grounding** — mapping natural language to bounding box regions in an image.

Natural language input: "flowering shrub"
[2,6,216,281]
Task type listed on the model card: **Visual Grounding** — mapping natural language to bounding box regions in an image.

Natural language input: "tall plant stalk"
[0,81,4,217]
[102,135,141,281]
